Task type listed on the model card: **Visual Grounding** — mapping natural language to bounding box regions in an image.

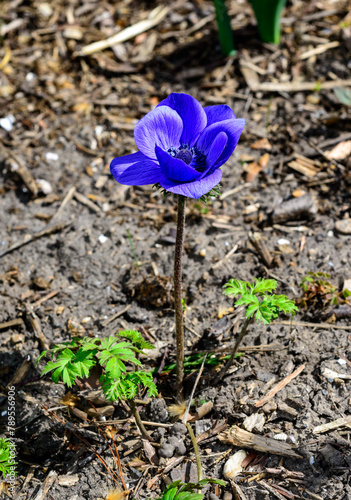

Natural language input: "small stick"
[51,186,76,221]
[25,305,50,351]
[213,316,251,385]
[129,399,153,442]
[0,318,24,330]
[219,426,302,458]
[249,232,273,268]
[275,320,351,331]
[32,290,59,308]
[0,221,71,259]
[0,142,38,196]
[182,355,207,483]
[74,191,101,213]
[254,364,305,408]
[79,6,168,56]
[313,415,351,434]
[101,304,131,327]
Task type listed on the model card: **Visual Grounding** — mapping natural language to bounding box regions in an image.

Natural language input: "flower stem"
[213,316,252,385]
[174,195,186,401]
[130,399,153,441]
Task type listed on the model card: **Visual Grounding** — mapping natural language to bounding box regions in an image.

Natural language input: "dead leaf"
[258,153,270,167]
[251,138,272,150]
[326,140,351,160]
[245,162,262,182]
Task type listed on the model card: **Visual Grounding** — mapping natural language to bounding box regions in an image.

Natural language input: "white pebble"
[0,114,15,132]
[45,152,58,161]
[36,179,53,195]
[98,234,108,244]
[337,358,347,365]
[277,238,290,245]
[273,433,288,441]
[223,450,247,480]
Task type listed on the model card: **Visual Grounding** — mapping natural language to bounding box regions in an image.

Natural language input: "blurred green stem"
[249,0,287,44]
[213,0,236,56]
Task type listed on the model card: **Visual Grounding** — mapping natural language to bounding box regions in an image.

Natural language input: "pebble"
[169,423,187,436]
[0,114,15,132]
[335,219,351,235]
[45,152,59,161]
[158,443,174,458]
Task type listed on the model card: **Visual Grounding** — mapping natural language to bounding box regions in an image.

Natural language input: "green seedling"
[249,0,287,44]
[214,278,298,383]
[300,272,351,309]
[0,438,15,478]
[213,0,287,55]
[38,330,157,440]
[156,479,226,500]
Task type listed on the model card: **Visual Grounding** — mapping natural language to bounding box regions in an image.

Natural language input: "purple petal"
[160,169,223,199]
[204,105,236,127]
[156,146,201,182]
[196,119,245,169]
[134,106,183,160]
[110,151,164,185]
[157,93,207,147]
[204,131,228,166]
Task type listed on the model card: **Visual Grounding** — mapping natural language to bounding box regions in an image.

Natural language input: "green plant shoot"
[223,277,298,324]
[215,278,298,383]
[0,438,15,478]
[156,479,226,500]
[249,0,287,44]
[38,330,157,402]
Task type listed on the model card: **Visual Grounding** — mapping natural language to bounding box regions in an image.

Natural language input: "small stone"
[223,493,232,500]
[335,219,351,235]
[174,441,186,456]
[169,462,198,483]
[169,423,187,436]
[158,443,174,458]
[320,444,345,467]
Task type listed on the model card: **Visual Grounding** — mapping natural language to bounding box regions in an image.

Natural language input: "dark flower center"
[167,144,206,172]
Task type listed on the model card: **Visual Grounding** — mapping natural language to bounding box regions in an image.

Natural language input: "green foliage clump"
[38,330,157,402]
[157,479,226,500]
[0,438,14,478]
[223,278,298,324]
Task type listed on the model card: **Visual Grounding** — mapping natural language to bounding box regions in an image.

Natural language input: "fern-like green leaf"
[223,279,250,298]
[41,348,80,386]
[117,330,154,351]
[251,278,277,295]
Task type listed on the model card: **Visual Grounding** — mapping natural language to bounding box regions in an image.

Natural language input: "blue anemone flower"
[110,93,245,199]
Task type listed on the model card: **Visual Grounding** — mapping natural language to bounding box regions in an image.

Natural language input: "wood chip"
[299,41,340,60]
[79,6,168,56]
[313,415,351,434]
[257,79,351,93]
[254,364,305,408]
[218,426,302,459]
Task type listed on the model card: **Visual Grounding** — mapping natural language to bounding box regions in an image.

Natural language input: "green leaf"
[41,348,80,386]
[236,294,259,308]
[251,278,277,295]
[249,0,287,44]
[116,330,154,351]
[223,279,249,298]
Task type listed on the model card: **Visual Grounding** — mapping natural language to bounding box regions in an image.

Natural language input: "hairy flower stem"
[213,317,252,385]
[186,422,203,483]
[174,195,186,401]
[130,399,153,442]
